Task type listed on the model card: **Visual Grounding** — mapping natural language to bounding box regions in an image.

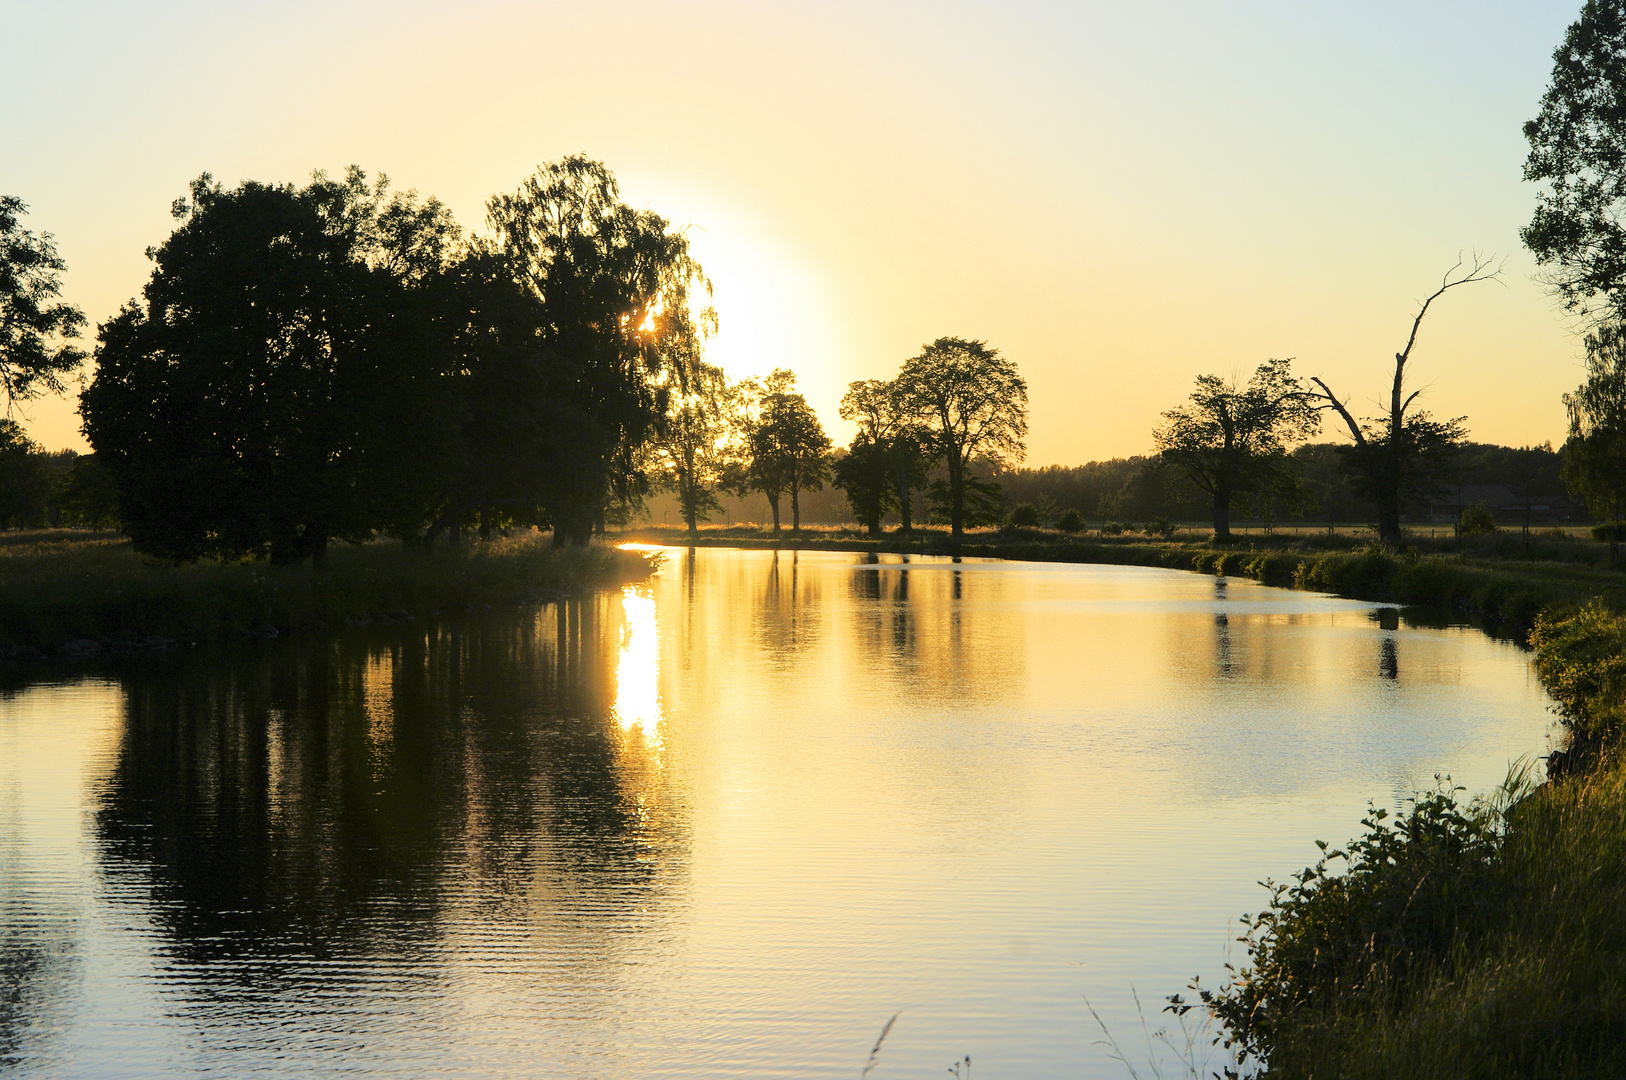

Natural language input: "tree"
[0,418,44,528]
[1562,320,1626,559]
[895,337,1027,544]
[1153,357,1320,540]
[836,378,935,534]
[1310,258,1498,547]
[486,156,713,542]
[0,197,86,407]
[739,369,830,532]
[82,170,456,565]
[647,364,741,536]
[1523,2,1626,316]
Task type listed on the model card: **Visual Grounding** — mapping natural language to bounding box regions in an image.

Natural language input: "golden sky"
[2,1,1589,464]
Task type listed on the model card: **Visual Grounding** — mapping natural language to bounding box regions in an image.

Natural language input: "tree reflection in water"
[89,592,688,1058]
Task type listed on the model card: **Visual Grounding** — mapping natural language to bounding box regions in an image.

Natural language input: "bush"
[1186,781,1510,1071]
[1101,520,1125,536]
[1007,502,1041,528]
[1458,503,1497,535]
[1145,518,1177,538]
[1592,522,1626,542]
[1531,604,1626,746]
[1057,509,1084,533]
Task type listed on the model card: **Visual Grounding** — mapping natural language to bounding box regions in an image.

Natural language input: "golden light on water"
[612,585,665,752]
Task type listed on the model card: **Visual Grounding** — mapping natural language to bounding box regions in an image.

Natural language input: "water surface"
[0,549,1557,1078]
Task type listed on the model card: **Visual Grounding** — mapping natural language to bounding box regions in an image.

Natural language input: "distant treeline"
[638,441,1569,529]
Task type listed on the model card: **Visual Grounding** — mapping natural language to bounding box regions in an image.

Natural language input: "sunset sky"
[3,1,1589,464]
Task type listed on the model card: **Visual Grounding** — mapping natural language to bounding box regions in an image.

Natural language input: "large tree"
[1562,319,1626,559]
[82,170,456,565]
[1153,357,1320,540]
[0,196,85,407]
[486,156,713,542]
[1524,1,1626,316]
[1310,258,1497,547]
[895,337,1027,544]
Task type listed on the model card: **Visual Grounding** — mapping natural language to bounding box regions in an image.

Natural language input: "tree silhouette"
[648,364,740,536]
[740,369,830,532]
[1563,320,1626,560]
[1310,257,1497,547]
[1154,357,1320,540]
[486,157,713,542]
[0,196,85,407]
[895,337,1027,544]
[82,171,453,565]
[1524,1,1626,316]
[837,378,934,535]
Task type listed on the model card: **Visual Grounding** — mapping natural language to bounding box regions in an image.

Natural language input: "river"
[0,547,1557,1078]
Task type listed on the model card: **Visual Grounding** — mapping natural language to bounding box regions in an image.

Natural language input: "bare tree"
[1310,255,1501,547]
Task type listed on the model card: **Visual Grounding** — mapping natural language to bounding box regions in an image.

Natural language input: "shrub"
[1531,604,1626,745]
[1458,503,1497,535]
[1145,518,1177,538]
[1101,520,1125,536]
[1592,522,1626,542]
[1185,781,1510,1071]
[1007,502,1041,528]
[1057,509,1084,533]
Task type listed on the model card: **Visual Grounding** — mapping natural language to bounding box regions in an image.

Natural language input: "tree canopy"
[1524,1,1626,315]
[0,196,85,407]
[1153,357,1320,540]
[1562,320,1626,553]
[82,171,454,564]
[895,337,1027,543]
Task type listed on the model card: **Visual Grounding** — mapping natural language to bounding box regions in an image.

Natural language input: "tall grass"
[0,530,651,650]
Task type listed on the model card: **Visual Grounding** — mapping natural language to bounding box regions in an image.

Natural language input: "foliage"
[1057,508,1085,533]
[0,196,85,405]
[1145,517,1177,538]
[1181,781,1511,1072]
[647,364,741,534]
[82,170,454,566]
[895,337,1027,542]
[1006,501,1041,528]
[1458,503,1498,535]
[1102,520,1125,536]
[837,377,936,533]
[0,530,650,650]
[1532,603,1626,746]
[487,156,713,539]
[927,473,1006,529]
[1524,0,1626,315]
[1153,357,1320,539]
[740,369,829,531]
[1562,321,1626,548]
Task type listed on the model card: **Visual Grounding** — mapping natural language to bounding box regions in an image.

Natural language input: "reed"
[0,530,652,652]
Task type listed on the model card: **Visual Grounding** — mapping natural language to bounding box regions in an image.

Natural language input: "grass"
[0,529,653,652]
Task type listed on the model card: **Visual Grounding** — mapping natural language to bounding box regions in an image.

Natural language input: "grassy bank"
[0,530,653,655]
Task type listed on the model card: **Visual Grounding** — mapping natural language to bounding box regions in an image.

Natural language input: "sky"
[1,0,1592,465]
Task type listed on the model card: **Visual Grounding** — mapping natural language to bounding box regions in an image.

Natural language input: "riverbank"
[623,524,1626,632]
[0,530,653,657]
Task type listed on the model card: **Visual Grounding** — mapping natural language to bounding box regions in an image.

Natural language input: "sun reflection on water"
[612,585,665,753]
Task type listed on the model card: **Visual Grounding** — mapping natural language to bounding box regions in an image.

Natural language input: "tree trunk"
[791,484,801,532]
[1211,487,1232,541]
[768,493,781,534]
[948,457,965,544]
[479,505,493,540]
[899,483,912,534]
[685,487,698,537]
